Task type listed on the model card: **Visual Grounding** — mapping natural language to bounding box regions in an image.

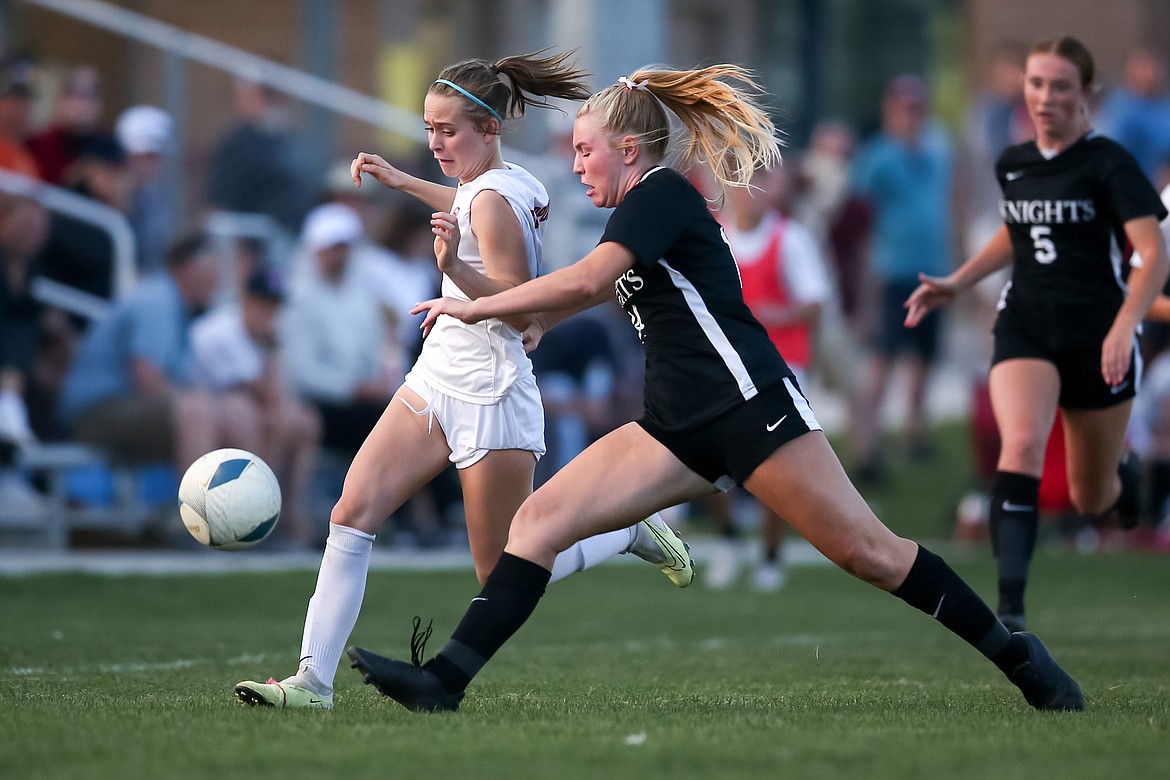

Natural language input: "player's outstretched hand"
[351,152,407,190]
[904,272,958,327]
[411,296,479,338]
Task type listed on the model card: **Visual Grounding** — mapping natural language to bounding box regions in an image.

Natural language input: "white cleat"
[629,514,695,587]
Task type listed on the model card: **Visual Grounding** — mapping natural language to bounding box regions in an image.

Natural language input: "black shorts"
[638,377,823,488]
[872,280,940,362]
[992,320,1140,409]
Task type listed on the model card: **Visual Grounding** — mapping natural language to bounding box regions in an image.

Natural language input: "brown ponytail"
[430,50,591,132]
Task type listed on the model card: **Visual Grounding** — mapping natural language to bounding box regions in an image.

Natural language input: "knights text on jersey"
[599,167,792,431]
[995,134,1168,348]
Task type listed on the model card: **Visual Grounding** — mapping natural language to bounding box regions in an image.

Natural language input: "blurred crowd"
[2,46,1170,553]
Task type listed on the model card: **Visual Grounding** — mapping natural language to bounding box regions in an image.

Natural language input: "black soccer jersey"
[599,167,792,431]
[995,133,1168,349]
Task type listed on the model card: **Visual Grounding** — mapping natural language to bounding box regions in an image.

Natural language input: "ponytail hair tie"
[618,76,649,91]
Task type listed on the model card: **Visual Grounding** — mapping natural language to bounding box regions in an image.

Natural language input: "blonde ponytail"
[579,64,782,193]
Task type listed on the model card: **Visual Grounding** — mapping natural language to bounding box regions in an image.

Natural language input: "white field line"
[7,652,280,678]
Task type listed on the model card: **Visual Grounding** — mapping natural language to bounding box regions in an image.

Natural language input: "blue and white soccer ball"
[178,448,281,550]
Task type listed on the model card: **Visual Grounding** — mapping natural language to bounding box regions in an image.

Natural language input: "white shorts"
[403,369,546,469]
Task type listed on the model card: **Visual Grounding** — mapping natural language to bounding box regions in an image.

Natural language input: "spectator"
[851,74,954,479]
[530,312,621,486]
[793,121,870,462]
[962,43,1033,256]
[39,135,131,302]
[115,105,176,277]
[206,79,314,232]
[1096,45,1170,183]
[26,65,113,186]
[0,193,76,442]
[705,164,832,590]
[281,202,396,453]
[0,59,41,179]
[1129,182,1170,529]
[191,266,323,547]
[0,194,51,513]
[58,232,238,472]
[795,120,869,323]
[362,199,440,375]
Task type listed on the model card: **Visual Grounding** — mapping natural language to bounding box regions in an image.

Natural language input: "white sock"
[283,523,375,698]
[549,525,637,584]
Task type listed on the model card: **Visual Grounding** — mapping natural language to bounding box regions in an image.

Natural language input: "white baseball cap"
[301,202,363,252]
[115,105,173,155]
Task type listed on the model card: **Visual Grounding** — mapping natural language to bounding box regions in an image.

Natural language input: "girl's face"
[572,113,634,209]
[1023,52,1090,144]
[423,93,497,183]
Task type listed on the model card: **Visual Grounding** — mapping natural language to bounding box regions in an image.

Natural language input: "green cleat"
[234,678,332,710]
[629,514,695,588]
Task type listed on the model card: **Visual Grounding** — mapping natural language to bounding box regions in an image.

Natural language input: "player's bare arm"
[414,242,633,336]
[351,151,456,212]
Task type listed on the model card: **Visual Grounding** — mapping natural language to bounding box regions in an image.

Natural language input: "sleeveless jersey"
[729,213,813,369]
[994,133,1168,349]
[413,163,548,404]
[599,167,792,431]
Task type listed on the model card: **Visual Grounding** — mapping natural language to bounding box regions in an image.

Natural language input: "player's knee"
[329,490,379,533]
[508,499,544,540]
[1068,482,1114,516]
[833,535,903,588]
[997,435,1047,474]
[508,495,563,554]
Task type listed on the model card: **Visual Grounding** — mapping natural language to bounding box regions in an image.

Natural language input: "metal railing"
[0,169,135,320]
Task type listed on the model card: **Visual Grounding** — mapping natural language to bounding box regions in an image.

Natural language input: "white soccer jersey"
[413,163,548,404]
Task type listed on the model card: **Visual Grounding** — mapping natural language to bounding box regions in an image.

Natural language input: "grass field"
[4,546,1169,780]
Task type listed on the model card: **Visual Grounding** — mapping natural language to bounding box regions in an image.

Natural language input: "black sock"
[1149,461,1170,521]
[988,470,1040,618]
[892,544,1026,676]
[424,553,551,695]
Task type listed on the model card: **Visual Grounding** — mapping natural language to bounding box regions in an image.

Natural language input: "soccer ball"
[178,448,281,550]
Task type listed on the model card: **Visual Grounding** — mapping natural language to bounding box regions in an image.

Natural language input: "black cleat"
[347,646,463,713]
[1008,632,1086,712]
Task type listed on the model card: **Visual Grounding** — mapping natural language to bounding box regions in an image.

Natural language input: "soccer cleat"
[628,514,695,587]
[347,646,463,713]
[1008,632,1086,712]
[234,678,332,709]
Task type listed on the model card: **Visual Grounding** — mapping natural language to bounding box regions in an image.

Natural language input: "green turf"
[4,549,1168,780]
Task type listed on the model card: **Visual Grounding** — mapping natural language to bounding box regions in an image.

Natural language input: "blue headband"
[434,78,504,123]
